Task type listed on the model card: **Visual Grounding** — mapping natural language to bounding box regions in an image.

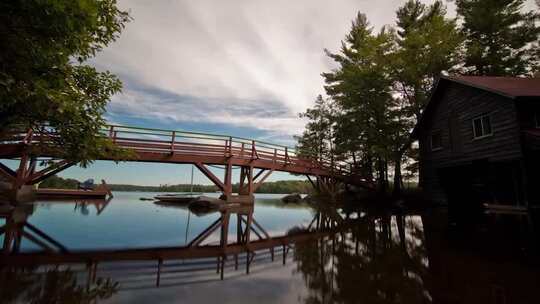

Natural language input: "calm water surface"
[1,192,539,303]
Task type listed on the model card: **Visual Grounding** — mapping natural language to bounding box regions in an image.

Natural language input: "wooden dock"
[36,180,113,200]
[483,203,528,215]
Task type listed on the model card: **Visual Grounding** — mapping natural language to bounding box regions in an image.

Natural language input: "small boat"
[154,193,202,204]
[155,165,201,205]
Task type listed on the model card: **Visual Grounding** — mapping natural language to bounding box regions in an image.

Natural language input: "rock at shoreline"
[282,193,302,203]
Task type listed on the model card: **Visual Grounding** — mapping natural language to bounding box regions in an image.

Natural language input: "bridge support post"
[1,153,74,203]
[223,160,233,198]
[0,153,35,203]
[220,164,256,204]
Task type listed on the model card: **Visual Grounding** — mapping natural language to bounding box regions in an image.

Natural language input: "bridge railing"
[1,125,355,176]
[104,125,352,174]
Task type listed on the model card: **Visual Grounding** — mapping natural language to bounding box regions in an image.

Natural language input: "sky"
[46,0,538,185]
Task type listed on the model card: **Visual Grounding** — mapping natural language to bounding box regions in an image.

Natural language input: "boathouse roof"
[446,75,540,98]
[411,75,540,139]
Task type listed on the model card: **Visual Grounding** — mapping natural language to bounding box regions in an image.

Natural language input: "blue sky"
[59,0,394,185]
[17,0,536,186]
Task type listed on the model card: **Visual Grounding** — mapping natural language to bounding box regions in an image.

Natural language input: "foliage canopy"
[0,0,131,166]
[456,0,540,76]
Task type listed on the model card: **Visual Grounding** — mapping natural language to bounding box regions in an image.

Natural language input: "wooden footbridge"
[0,125,373,202]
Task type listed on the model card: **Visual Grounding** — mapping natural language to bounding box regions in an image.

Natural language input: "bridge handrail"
[1,124,360,176]
[105,124,295,152]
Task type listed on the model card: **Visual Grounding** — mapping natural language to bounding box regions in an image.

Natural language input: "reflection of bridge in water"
[0,125,373,202]
[2,201,539,303]
[0,200,357,286]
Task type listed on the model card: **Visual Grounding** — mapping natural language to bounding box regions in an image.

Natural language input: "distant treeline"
[39,175,80,189]
[109,183,217,193]
[39,175,313,194]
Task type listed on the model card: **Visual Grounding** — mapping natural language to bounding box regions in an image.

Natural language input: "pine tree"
[296,95,335,164]
[456,0,540,76]
[391,0,462,194]
[394,0,462,120]
[322,13,399,192]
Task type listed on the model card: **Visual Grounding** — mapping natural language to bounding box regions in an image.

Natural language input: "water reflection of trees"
[0,266,118,304]
[293,213,431,304]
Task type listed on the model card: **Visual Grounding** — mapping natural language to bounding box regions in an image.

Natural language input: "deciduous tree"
[0,0,131,166]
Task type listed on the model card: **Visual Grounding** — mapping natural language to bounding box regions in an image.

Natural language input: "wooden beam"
[21,231,56,253]
[95,197,112,215]
[247,165,253,195]
[24,223,68,253]
[244,212,253,245]
[3,228,13,254]
[306,213,319,231]
[194,163,225,191]
[237,214,243,243]
[224,161,232,195]
[28,158,37,176]
[239,167,246,193]
[26,160,74,185]
[241,217,264,240]
[220,212,230,249]
[0,162,15,182]
[306,175,318,190]
[251,218,270,239]
[253,169,274,192]
[156,258,163,287]
[15,153,29,188]
[0,222,365,265]
[188,217,222,247]
[0,124,377,191]
[253,169,266,182]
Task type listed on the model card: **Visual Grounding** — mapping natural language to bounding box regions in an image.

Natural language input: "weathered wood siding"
[418,82,522,203]
[516,99,540,130]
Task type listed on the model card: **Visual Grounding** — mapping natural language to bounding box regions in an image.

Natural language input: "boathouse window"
[430,131,442,151]
[472,115,492,139]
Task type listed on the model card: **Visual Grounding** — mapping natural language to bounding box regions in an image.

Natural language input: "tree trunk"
[365,153,374,181]
[378,157,387,194]
[392,154,402,198]
[384,159,389,187]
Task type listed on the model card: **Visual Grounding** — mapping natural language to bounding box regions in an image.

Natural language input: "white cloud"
[93,0,537,140]
[92,0,400,138]
[108,86,307,137]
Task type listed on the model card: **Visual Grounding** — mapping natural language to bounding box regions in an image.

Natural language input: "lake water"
[1,192,539,303]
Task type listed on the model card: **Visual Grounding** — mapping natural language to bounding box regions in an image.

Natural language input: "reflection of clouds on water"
[102,259,307,304]
[13,193,311,251]
[4,194,540,303]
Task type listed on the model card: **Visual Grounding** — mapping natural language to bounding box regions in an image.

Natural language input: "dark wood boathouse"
[412,76,540,208]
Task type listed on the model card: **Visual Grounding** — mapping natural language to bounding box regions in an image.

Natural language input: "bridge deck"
[0,230,331,266]
[0,125,374,192]
[0,125,356,176]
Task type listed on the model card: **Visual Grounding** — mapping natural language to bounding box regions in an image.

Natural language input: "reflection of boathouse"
[412,76,540,207]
